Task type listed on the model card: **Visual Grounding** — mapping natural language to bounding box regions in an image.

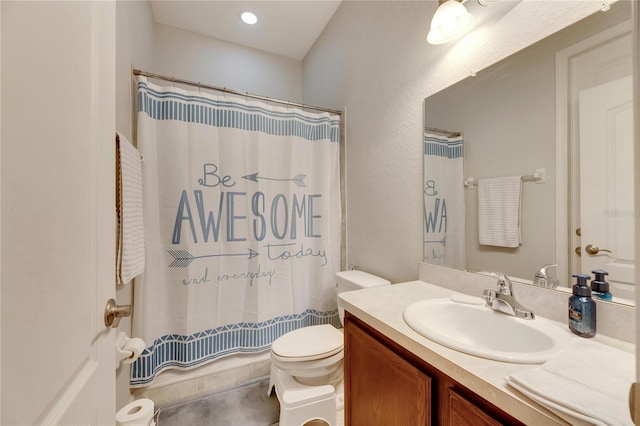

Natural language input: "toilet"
[269,270,391,425]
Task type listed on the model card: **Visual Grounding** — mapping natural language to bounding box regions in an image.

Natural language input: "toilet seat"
[271,324,343,362]
[271,350,344,378]
[270,324,344,387]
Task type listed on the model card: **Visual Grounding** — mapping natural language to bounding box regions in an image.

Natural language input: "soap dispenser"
[591,269,612,301]
[568,274,596,338]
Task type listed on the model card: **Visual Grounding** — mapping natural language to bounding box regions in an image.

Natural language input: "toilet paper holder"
[116,332,146,367]
[104,298,132,328]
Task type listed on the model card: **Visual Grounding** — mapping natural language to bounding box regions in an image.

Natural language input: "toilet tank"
[336,270,390,325]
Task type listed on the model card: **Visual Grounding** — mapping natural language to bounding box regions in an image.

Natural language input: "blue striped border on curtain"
[130,309,340,387]
[137,81,340,143]
[424,134,463,159]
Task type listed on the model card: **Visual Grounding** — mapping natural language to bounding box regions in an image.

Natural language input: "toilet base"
[269,365,340,426]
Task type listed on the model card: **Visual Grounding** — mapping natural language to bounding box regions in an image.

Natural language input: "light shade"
[427,0,473,45]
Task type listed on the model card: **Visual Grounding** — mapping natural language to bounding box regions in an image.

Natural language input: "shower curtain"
[423,132,465,269]
[131,76,341,387]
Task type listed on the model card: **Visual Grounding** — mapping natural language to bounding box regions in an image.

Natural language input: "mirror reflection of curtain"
[423,132,465,269]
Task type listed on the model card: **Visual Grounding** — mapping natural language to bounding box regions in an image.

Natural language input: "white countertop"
[339,280,635,425]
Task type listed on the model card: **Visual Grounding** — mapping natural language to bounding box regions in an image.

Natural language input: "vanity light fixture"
[240,11,258,26]
[427,0,474,45]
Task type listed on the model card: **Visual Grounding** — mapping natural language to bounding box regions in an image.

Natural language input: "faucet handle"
[495,273,514,297]
[482,289,497,307]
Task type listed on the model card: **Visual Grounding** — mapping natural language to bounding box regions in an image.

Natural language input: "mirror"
[423,1,635,304]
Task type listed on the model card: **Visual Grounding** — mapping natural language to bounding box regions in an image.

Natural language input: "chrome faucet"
[483,273,535,320]
[533,263,559,289]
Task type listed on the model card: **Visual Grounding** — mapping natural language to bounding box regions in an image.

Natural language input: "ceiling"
[149,1,343,61]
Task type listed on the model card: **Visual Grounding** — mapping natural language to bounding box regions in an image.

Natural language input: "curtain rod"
[424,126,461,138]
[133,69,343,116]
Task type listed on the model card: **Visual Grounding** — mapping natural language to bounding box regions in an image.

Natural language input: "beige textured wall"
[302,1,607,284]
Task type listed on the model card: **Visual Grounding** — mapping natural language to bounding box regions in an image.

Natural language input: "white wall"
[116,3,302,142]
[302,0,608,284]
[303,1,431,283]
[153,25,303,102]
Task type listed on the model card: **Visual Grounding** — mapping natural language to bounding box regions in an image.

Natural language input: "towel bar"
[464,168,546,189]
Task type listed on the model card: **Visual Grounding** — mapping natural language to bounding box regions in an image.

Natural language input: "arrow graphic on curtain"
[167,249,260,268]
[242,173,306,187]
[424,237,447,246]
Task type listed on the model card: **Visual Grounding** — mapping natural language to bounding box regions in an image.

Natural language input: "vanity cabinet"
[344,313,524,426]
[345,313,431,425]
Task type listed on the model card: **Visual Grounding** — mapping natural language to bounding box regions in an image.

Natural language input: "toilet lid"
[271,324,343,360]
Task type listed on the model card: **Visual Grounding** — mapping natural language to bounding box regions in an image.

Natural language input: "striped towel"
[116,132,145,284]
[477,176,522,248]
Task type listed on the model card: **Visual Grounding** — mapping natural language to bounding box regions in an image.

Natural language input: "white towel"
[505,339,635,426]
[478,175,522,247]
[116,132,145,284]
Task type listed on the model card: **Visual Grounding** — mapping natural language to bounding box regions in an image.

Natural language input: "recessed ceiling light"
[240,11,258,25]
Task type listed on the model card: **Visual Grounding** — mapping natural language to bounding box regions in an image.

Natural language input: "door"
[1,2,116,424]
[579,76,634,299]
[561,24,632,285]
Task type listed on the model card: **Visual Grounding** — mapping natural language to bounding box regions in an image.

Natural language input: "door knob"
[575,246,581,256]
[104,299,132,328]
[585,244,612,255]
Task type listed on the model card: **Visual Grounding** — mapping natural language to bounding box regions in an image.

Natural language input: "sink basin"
[403,296,573,363]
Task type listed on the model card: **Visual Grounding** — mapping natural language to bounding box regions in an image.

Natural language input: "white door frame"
[633,0,640,420]
[555,20,632,285]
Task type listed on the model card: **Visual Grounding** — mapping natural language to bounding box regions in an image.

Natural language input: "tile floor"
[157,379,279,426]
[155,378,344,426]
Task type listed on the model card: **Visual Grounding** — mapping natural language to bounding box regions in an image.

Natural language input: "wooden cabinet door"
[345,318,431,426]
[447,388,503,426]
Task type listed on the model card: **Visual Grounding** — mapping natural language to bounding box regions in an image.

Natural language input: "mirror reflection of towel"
[477,176,522,248]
